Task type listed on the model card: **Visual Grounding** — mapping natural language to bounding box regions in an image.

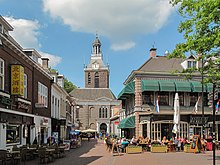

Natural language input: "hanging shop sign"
[11,65,24,96]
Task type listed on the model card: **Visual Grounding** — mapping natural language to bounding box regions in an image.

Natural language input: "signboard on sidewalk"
[63,140,71,151]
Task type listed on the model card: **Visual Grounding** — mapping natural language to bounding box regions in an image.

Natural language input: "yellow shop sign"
[11,65,24,96]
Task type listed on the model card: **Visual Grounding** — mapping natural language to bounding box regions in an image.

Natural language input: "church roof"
[69,88,116,101]
[93,36,101,46]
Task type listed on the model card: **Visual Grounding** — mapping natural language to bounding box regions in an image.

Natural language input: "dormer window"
[187,60,196,68]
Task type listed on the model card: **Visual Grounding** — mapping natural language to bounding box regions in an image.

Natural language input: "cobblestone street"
[26,139,220,165]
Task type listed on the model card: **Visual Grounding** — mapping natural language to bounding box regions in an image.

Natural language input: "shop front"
[0,109,34,149]
[34,116,51,145]
[139,114,220,141]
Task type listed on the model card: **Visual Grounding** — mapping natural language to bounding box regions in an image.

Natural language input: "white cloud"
[39,51,62,68]
[4,16,62,67]
[43,0,174,51]
[5,16,41,49]
[111,41,135,51]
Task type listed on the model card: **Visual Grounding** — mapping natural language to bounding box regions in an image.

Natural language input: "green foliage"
[64,78,77,93]
[169,0,220,84]
[49,68,77,93]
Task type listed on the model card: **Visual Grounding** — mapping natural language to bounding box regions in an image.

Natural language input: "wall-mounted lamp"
[2,124,6,129]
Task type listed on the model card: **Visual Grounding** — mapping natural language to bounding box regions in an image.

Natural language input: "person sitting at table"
[161,136,168,145]
[130,136,137,145]
[121,138,129,153]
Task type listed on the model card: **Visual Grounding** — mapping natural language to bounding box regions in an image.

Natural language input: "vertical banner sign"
[11,65,24,96]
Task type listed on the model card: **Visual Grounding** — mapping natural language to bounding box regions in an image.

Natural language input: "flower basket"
[184,145,192,153]
[126,146,142,154]
[151,145,167,153]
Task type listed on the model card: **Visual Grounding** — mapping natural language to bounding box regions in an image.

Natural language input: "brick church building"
[70,35,121,134]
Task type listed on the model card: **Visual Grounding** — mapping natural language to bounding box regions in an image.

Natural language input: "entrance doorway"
[100,123,107,133]
[161,123,173,140]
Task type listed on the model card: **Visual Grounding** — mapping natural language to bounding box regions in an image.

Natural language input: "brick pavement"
[26,139,220,165]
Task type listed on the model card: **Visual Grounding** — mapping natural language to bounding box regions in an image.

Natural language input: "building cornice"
[0,33,52,80]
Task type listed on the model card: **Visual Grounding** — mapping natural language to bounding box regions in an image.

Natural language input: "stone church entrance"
[100,123,107,133]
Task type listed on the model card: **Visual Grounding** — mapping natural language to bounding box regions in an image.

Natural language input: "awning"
[118,116,135,129]
[206,83,213,92]
[174,81,192,92]
[158,80,175,91]
[142,80,159,91]
[190,81,203,92]
[118,81,135,99]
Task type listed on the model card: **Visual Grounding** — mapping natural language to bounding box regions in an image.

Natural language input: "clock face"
[93,63,99,69]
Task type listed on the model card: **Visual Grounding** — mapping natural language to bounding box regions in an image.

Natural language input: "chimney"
[41,57,49,69]
[150,48,157,58]
[57,75,64,88]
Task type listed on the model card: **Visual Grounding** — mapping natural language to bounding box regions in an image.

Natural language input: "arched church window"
[95,72,99,88]
[88,72,91,84]
[105,108,108,118]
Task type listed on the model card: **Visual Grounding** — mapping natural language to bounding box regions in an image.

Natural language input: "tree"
[169,0,220,83]
[49,68,77,93]
[64,78,77,93]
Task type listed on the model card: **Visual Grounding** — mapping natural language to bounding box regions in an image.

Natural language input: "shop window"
[159,92,169,105]
[190,93,198,106]
[0,58,4,90]
[6,125,21,144]
[142,92,154,105]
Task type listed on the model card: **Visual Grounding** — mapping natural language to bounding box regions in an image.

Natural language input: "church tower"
[84,35,109,88]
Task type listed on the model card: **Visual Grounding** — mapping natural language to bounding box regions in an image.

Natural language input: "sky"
[0,0,184,97]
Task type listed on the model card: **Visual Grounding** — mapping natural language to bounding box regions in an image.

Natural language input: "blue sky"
[1,0,184,96]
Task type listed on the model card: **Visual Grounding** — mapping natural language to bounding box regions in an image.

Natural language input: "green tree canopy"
[49,68,77,93]
[64,78,77,93]
[169,0,220,83]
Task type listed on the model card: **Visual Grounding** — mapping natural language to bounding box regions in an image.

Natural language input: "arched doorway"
[100,123,107,133]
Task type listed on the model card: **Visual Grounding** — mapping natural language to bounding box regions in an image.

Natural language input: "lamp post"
[201,57,205,139]
[212,83,216,165]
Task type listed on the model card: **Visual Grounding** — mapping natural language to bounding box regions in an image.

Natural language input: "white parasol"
[81,128,97,133]
[173,93,180,135]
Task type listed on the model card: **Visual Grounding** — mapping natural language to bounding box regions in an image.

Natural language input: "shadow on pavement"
[27,138,101,165]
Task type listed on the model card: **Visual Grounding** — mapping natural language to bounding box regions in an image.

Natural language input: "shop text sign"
[190,116,209,124]
[11,65,24,96]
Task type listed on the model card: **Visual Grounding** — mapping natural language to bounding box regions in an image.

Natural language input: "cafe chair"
[0,150,12,165]
[38,148,49,164]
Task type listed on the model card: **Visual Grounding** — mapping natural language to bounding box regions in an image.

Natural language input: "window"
[142,92,154,105]
[178,92,184,106]
[0,58,4,90]
[24,74,27,98]
[190,93,198,106]
[187,60,196,68]
[38,82,48,107]
[159,92,169,105]
[6,125,21,144]
[94,72,99,88]
[99,106,108,118]
[88,73,91,84]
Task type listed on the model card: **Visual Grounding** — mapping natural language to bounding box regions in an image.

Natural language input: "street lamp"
[212,83,217,165]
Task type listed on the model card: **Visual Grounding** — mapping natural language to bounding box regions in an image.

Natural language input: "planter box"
[151,146,167,153]
[126,146,142,154]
